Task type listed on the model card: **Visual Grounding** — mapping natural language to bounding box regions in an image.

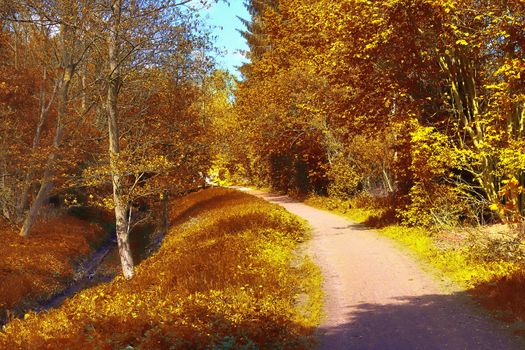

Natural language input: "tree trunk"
[1,160,11,221]
[18,4,78,237]
[382,167,394,193]
[18,5,77,237]
[439,53,498,203]
[19,68,70,237]
[107,0,134,279]
[17,67,57,218]
[161,190,169,235]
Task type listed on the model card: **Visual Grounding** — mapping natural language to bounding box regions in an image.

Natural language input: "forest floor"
[239,188,525,350]
[0,188,322,349]
[0,213,111,325]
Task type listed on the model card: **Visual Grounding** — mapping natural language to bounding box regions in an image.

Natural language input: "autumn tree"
[2,1,97,237]
[79,0,217,278]
[1,0,220,279]
[235,0,525,227]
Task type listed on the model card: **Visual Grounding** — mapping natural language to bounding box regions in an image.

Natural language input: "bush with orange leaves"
[0,188,322,349]
[0,215,108,323]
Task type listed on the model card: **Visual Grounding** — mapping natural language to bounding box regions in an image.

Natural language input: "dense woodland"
[0,0,226,279]
[0,0,525,347]
[224,0,525,229]
[0,0,523,280]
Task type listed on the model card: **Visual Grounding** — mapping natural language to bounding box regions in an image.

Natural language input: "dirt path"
[240,188,525,350]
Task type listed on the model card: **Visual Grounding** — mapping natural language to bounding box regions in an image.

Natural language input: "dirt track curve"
[240,188,525,350]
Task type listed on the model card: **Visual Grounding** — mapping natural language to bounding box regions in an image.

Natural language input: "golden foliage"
[0,188,322,349]
[235,0,525,225]
[0,216,107,314]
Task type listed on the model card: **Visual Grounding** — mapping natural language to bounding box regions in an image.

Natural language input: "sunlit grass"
[378,225,519,288]
[1,188,322,349]
[305,195,520,289]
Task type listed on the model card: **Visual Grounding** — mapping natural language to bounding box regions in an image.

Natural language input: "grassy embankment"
[0,214,110,322]
[0,188,322,349]
[305,195,525,321]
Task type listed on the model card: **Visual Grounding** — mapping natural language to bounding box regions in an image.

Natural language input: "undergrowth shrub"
[0,188,322,349]
[326,155,361,199]
[305,194,520,288]
[472,270,525,322]
[0,216,108,321]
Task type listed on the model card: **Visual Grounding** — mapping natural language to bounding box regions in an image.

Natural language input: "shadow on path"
[255,192,299,204]
[318,292,525,350]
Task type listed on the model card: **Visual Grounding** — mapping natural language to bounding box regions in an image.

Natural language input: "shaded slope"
[0,188,321,349]
[244,189,525,350]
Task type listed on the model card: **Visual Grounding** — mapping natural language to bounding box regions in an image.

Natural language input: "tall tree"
[88,0,217,278]
[18,0,88,237]
[106,0,134,278]
[235,0,525,226]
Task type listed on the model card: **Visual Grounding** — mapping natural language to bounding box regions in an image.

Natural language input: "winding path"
[241,188,525,350]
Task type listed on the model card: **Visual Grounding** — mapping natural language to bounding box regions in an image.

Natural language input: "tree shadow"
[317,293,525,350]
[332,224,369,231]
[257,192,301,204]
[170,191,249,226]
[364,208,399,229]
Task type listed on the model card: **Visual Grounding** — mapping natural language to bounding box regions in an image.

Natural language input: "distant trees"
[233,0,525,227]
[0,0,218,278]
[17,0,88,238]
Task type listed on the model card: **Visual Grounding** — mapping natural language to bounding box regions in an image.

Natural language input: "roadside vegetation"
[0,214,110,325]
[0,188,322,349]
[209,0,525,324]
[305,194,525,321]
[2,0,524,344]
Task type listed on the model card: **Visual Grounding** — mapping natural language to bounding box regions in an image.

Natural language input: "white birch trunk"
[107,0,134,279]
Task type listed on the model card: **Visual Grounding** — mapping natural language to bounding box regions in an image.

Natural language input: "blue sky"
[199,1,250,76]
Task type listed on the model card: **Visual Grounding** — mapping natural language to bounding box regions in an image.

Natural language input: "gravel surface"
[241,188,525,350]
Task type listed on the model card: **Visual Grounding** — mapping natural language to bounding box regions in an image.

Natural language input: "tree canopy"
[229,0,525,227]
